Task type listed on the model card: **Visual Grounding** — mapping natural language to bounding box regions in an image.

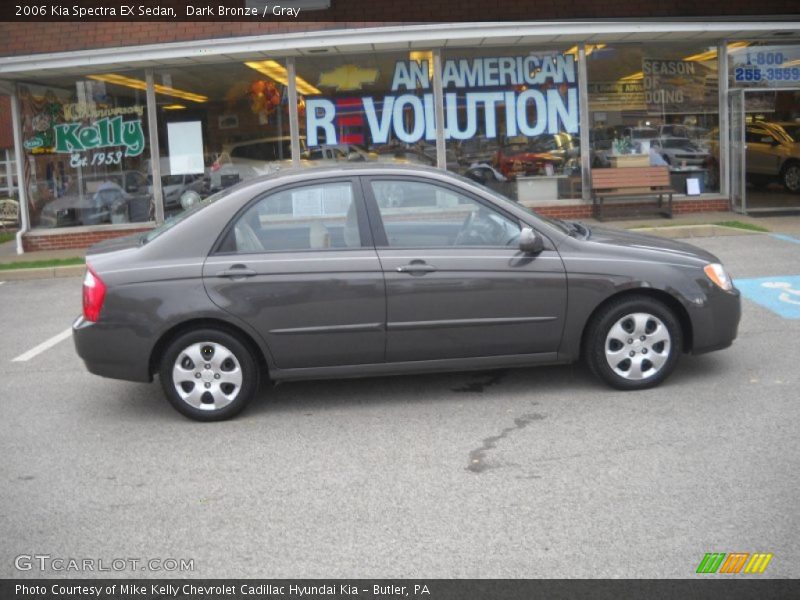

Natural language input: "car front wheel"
[159,329,259,421]
[585,296,682,390]
[781,162,800,193]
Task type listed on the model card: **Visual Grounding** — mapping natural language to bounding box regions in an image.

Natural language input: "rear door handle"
[397,263,437,275]
[217,265,257,278]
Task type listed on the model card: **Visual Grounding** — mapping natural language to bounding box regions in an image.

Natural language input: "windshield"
[631,129,658,139]
[781,124,800,143]
[142,188,228,244]
[662,138,695,149]
[503,135,573,153]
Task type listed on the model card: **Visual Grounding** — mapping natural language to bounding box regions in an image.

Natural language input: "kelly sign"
[54,115,145,157]
[306,54,578,146]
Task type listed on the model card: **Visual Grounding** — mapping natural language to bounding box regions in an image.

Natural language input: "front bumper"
[688,285,741,355]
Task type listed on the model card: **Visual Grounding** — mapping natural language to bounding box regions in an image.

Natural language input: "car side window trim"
[209,176,375,257]
[359,175,553,251]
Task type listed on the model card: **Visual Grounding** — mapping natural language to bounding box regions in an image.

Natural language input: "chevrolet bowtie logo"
[318,64,379,91]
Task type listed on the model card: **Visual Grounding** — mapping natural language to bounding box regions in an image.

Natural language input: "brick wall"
[0,22,370,57]
[22,227,152,251]
[534,197,731,219]
[0,96,12,149]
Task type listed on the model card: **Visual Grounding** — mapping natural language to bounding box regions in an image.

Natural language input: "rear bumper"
[689,286,741,355]
[73,315,152,383]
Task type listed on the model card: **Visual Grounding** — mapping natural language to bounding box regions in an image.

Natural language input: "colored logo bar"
[696,553,773,574]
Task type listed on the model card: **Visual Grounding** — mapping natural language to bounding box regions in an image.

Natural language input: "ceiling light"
[162,104,187,110]
[88,74,207,103]
[409,50,434,81]
[245,60,321,95]
[565,44,607,58]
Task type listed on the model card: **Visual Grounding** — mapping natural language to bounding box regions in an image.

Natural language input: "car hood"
[584,225,719,265]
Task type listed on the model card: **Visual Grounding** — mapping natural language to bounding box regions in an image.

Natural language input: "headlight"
[704,263,733,291]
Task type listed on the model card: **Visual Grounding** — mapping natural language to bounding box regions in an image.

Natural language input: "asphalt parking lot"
[1,230,799,579]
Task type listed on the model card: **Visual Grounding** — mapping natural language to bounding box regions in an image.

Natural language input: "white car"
[651,137,709,167]
[208,136,306,190]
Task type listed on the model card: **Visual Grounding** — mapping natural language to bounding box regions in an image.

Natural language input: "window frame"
[210,176,374,256]
[360,174,527,250]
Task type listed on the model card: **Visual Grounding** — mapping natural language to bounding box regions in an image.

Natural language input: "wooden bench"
[0,198,19,231]
[591,166,674,221]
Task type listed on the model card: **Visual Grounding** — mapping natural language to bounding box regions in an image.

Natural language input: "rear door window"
[227,181,363,253]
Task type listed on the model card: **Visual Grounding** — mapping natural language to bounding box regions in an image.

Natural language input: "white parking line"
[12,328,72,362]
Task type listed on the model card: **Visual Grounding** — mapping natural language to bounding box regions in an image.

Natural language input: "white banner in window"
[167,121,204,175]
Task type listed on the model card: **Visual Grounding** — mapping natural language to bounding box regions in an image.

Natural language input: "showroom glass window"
[19,75,153,229]
[441,45,582,204]
[295,50,437,168]
[586,43,720,193]
[153,61,292,216]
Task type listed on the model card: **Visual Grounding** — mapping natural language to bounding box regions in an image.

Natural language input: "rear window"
[141,188,227,244]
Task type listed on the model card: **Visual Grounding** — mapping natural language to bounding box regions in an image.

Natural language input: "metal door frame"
[728,88,746,213]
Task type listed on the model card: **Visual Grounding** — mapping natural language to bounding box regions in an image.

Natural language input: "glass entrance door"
[737,88,800,213]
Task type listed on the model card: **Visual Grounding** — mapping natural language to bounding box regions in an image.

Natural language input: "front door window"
[369,179,521,248]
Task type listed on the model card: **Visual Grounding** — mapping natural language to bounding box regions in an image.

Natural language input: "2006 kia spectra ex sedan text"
[72,165,741,421]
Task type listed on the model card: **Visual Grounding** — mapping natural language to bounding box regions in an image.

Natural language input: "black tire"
[159,328,260,421]
[780,161,800,193]
[584,295,683,391]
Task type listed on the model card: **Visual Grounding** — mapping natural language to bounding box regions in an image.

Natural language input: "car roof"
[218,163,453,194]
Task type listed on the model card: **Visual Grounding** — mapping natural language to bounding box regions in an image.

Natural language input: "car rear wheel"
[159,329,259,421]
[585,296,682,390]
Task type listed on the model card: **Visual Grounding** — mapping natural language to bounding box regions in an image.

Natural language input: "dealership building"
[0,9,799,252]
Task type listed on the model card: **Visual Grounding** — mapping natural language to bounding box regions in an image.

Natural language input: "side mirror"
[519,227,544,254]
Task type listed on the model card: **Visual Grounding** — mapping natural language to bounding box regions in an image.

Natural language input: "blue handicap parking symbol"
[736,275,800,319]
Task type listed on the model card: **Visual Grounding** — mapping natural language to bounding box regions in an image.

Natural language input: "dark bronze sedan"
[73,165,740,420]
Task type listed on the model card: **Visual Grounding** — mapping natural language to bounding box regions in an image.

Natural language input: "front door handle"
[217,265,257,278]
[397,262,437,275]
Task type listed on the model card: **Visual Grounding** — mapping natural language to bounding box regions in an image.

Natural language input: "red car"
[495,133,577,179]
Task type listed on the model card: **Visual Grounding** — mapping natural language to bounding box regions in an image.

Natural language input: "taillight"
[82,266,106,322]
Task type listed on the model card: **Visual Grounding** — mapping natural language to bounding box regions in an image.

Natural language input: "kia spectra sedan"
[73,165,741,421]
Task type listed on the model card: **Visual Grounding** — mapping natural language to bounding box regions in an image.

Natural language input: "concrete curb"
[628,224,762,239]
[0,264,85,281]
